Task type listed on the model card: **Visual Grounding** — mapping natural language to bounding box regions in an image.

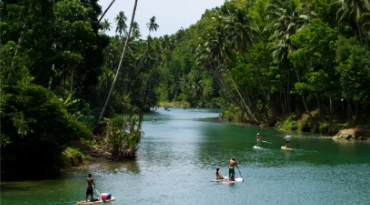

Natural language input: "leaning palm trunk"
[216,73,234,104]
[223,69,259,124]
[94,0,139,134]
[98,0,116,23]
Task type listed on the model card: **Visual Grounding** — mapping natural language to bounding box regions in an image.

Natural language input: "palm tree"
[362,12,370,41]
[265,0,312,116]
[195,27,259,123]
[131,21,141,39]
[94,0,139,134]
[115,11,127,37]
[146,16,159,49]
[101,19,111,32]
[216,5,259,52]
[333,0,370,45]
[146,16,159,34]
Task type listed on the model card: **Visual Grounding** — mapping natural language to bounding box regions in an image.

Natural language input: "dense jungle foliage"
[1,0,370,180]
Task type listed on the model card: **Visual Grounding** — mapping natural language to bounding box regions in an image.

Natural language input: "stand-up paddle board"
[76,197,115,204]
[223,180,235,184]
[223,177,243,184]
[281,146,292,151]
[253,145,262,149]
[210,178,225,182]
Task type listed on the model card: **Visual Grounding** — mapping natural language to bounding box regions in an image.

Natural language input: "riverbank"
[333,128,370,141]
[219,109,370,141]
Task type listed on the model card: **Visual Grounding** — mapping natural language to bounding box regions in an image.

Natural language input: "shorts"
[286,141,290,144]
[229,168,235,177]
[257,139,261,142]
[86,187,93,196]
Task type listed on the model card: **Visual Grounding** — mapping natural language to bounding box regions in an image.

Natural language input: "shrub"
[1,83,91,180]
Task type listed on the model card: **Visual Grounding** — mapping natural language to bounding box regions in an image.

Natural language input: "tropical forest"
[1,0,370,181]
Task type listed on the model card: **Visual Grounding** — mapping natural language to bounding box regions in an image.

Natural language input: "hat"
[257,133,260,135]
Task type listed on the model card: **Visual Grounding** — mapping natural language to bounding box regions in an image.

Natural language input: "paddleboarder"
[285,133,291,148]
[228,157,238,181]
[86,174,96,202]
[256,133,261,147]
[216,168,224,180]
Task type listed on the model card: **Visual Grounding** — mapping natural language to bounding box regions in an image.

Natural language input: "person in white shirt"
[285,133,291,148]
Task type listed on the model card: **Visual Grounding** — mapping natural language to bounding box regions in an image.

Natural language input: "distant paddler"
[284,133,291,148]
[256,133,261,147]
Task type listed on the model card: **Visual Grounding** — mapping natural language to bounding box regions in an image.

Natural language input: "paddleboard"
[253,145,262,149]
[223,180,235,184]
[281,146,293,151]
[76,197,115,204]
[223,178,243,184]
[235,177,244,182]
[210,178,225,182]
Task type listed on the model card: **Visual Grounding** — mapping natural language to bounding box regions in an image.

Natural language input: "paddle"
[262,140,272,144]
[93,186,107,203]
[236,165,244,182]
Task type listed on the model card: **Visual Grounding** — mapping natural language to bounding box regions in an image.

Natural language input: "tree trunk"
[295,70,312,118]
[347,100,353,122]
[279,83,286,117]
[98,0,116,23]
[329,97,333,115]
[217,72,234,104]
[286,68,291,114]
[70,70,74,92]
[94,0,139,134]
[48,64,55,90]
[224,70,259,124]
[9,24,28,81]
[253,65,268,102]
[356,22,363,46]
[315,92,322,118]
[355,102,359,122]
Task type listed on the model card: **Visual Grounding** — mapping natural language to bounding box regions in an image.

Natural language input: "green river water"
[1,108,370,205]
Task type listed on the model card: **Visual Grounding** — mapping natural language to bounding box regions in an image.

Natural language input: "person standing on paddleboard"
[229,157,238,181]
[285,133,291,148]
[256,133,261,147]
[86,174,96,202]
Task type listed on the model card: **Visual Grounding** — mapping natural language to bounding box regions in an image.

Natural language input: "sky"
[98,0,226,38]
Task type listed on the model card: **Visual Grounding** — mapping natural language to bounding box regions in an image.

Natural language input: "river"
[1,108,370,205]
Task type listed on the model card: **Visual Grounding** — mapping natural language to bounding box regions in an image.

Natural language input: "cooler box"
[101,193,112,200]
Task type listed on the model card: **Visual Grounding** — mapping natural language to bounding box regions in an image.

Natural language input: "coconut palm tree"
[195,27,259,123]
[94,0,139,134]
[115,11,127,37]
[264,0,312,116]
[333,0,370,45]
[131,21,141,39]
[101,18,111,32]
[146,16,159,49]
[216,5,259,51]
[146,16,159,34]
